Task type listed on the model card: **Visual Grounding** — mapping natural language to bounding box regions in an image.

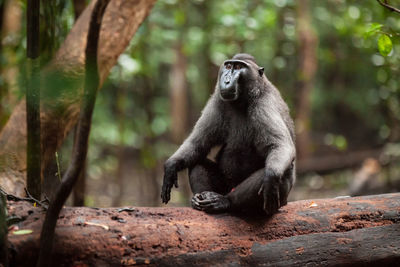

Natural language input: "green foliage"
[364,23,383,38]
[377,34,393,56]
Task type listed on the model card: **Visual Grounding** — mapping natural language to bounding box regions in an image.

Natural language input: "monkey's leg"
[227,167,294,215]
[227,169,264,213]
[279,163,295,207]
[189,159,231,212]
[188,159,229,194]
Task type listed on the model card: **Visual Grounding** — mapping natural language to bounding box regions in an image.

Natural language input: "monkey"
[161,53,296,215]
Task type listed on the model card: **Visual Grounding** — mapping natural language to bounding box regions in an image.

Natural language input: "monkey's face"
[218,60,249,102]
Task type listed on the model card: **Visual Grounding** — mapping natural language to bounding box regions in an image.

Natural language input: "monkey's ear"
[258,67,264,77]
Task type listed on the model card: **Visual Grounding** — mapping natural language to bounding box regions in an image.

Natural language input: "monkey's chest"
[217,136,264,186]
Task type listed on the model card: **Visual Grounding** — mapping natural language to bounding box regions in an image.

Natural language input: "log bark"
[6,193,400,266]
[0,0,156,197]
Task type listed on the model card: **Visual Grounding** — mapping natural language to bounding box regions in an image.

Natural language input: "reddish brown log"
[6,193,400,266]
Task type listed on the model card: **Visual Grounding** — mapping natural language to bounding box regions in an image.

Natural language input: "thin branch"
[377,0,400,14]
[26,0,41,199]
[36,1,110,266]
[0,187,48,208]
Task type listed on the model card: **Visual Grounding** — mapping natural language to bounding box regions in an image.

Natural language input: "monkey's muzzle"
[219,74,239,101]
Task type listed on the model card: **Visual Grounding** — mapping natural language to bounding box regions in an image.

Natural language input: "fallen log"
[297,149,382,175]
[5,193,400,266]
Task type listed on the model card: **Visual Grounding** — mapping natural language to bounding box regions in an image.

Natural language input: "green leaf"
[364,23,383,38]
[377,34,393,57]
[174,10,185,26]
[12,229,33,235]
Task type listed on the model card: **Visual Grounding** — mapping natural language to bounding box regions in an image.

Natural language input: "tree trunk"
[70,0,88,208]
[72,158,86,206]
[169,42,192,201]
[73,0,87,21]
[169,43,189,144]
[0,0,4,127]
[0,0,156,197]
[295,0,318,161]
[0,194,7,267]
[0,0,22,129]
[26,0,42,199]
[5,193,400,266]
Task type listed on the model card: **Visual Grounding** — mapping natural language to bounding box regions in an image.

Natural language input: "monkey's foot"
[191,191,230,213]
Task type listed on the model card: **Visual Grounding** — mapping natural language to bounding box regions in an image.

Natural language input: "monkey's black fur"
[161,53,296,215]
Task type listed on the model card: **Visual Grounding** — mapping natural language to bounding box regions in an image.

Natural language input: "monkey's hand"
[191,191,230,213]
[258,171,281,216]
[161,161,179,204]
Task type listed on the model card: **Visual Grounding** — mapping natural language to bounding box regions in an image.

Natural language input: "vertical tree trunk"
[0,0,5,128]
[169,42,191,201]
[295,0,318,160]
[73,0,86,21]
[0,0,22,129]
[113,84,126,207]
[0,193,7,267]
[271,6,287,84]
[170,43,188,144]
[72,1,87,206]
[72,126,86,206]
[41,0,69,203]
[26,0,41,199]
[198,1,218,96]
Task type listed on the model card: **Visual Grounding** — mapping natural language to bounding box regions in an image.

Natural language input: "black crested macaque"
[161,53,296,215]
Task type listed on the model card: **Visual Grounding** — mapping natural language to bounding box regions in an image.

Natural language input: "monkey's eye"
[226,64,232,70]
[234,64,241,70]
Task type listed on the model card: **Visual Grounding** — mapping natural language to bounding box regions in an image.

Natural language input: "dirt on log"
[6,193,400,266]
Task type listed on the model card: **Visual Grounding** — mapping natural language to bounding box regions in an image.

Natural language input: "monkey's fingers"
[263,184,280,216]
[258,184,264,196]
[161,185,166,203]
[195,197,220,205]
[196,201,217,210]
[161,183,172,204]
[263,188,268,212]
[262,182,269,211]
[267,186,280,216]
[174,179,179,188]
[192,198,215,211]
[192,195,217,207]
[191,193,206,207]
[191,197,203,211]
[167,184,172,202]
[202,200,229,213]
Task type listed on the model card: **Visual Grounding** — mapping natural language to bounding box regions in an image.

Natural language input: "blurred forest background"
[0,0,399,207]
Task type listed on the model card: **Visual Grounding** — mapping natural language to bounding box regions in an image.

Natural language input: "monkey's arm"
[260,138,295,213]
[161,96,224,203]
[256,108,296,214]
